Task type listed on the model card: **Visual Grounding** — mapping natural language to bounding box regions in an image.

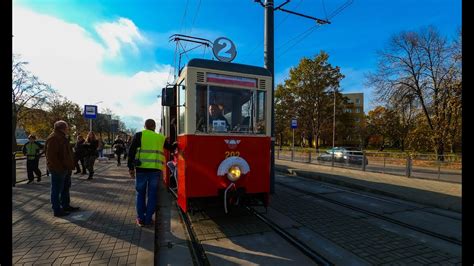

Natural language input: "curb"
[275,164,461,213]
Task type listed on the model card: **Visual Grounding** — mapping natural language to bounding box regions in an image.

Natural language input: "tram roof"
[186,58,271,77]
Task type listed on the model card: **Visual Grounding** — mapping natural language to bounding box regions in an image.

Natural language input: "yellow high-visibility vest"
[136,129,165,170]
[25,142,41,160]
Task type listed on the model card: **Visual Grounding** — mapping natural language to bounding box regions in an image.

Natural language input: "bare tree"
[12,55,55,186]
[388,89,418,151]
[367,26,461,160]
[12,55,55,151]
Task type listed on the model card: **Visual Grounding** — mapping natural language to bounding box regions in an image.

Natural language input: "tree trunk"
[314,133,319,151]
[280,133,283,150]
[435,138,445,162]
[308,134,314,148]
[12,119,17,151]
[12,112,18,187]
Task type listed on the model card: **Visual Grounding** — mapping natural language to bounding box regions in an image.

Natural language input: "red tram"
[161,58,272,213]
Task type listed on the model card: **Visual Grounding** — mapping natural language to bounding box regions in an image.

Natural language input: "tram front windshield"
[196,85,266,134]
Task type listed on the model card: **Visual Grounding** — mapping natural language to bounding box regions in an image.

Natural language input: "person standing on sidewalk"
[123,135,132,160]
[112,135,125,166]
[73,135,87,175]
[127,119,176,227]
[22,134,44,184]
[45,120,80,217]
[83,131,99,180]
[97,136,105,158]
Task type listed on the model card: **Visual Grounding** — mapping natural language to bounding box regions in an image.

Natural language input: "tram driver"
[196,103,231,132]
[209,104,230,129]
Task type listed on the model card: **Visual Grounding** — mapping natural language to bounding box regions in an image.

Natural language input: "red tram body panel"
[176,135,270,212]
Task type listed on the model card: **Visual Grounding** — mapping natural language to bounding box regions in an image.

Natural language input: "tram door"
[162,84,178,188]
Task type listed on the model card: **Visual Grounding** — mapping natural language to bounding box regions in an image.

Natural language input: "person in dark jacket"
[123,135,132,160]
[112,135,126,166]
[73,135,87,175]
[22,134,44,183]
[97,137,105,158]
[83,131,99,180]
[45,120,80,217]
[127,119,176,227]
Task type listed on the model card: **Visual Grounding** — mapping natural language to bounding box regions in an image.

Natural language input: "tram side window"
[178,82,185,134]
[256,90,266,134]
[196,85,208,132]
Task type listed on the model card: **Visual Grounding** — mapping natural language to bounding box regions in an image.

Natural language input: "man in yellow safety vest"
[22,134,44,184]
[127,119,176,227]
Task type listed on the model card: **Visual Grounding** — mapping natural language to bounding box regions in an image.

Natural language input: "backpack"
[114,143,124,153]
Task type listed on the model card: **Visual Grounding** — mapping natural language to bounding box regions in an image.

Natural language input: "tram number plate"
[225,151,240,158]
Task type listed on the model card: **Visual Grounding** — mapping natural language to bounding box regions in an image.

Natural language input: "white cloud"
[95,17,147,58]
[13,5,171,129]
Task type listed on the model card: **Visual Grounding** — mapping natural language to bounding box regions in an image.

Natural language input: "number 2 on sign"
[225,151,240,158]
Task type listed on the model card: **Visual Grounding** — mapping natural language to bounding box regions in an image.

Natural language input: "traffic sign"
[291,119,297,129]
[111,119,119,133]
[84,105,97,119]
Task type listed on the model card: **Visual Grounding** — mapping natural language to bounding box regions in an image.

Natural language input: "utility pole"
[256,0,330,194]
[264,0,275,194]
[332,87,336,167]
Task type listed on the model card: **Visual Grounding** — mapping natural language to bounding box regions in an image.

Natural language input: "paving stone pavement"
[271,185,462,265]
[275,159,461,213]
[12,161,153,265]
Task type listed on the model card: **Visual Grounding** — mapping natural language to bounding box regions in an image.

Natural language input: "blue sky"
[13,0,461,130]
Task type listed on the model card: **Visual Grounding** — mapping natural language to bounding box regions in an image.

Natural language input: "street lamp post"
[332,87,336,167]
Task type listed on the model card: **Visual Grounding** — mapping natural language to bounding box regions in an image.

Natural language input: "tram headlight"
[226,165,242,182]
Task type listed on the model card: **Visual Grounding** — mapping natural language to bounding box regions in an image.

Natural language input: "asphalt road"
[277,153,461,183]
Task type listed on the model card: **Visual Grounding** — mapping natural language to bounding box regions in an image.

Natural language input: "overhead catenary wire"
[277,24,320,59]
[274,0,354,60]
[184,0,202,56]
[168,42,179,84]
[276,23,318,51]
[275,0,303,29]
[321,0,328,20]
[180,0,190,34]
[178,0,204,68]
[328,0,353,19]
[189,0,202,34]
[241,0,303,62]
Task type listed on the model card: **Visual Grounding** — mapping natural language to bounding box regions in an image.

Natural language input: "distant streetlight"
[332,87,336,167]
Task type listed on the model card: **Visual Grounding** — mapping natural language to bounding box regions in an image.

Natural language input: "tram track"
[176,201,211,266]
[168,187,332,266]
[275,178,462,246]
[169,188,211,266]
[246,206,333,266]
[305,177,462,222]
